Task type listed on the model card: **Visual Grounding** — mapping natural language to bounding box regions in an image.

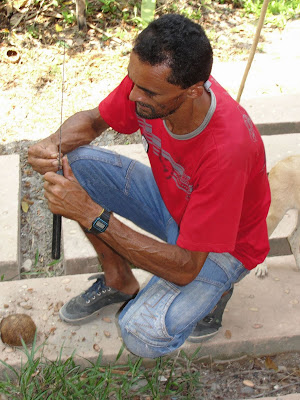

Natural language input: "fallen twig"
[87,22,123,44]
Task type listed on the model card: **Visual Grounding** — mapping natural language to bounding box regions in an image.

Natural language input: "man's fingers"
[44,171,66,185]
[28,144,59,160]
[62,156,77,182]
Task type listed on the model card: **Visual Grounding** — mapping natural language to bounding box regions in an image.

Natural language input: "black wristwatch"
[86,209,111,234]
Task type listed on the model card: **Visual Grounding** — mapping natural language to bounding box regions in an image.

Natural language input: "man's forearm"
[98,214,208,286]
[50,108,109,155]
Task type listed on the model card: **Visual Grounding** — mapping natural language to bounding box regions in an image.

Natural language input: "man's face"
[128,52,188,120]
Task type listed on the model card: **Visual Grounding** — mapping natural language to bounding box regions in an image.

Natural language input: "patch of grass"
[242,0,300,27]
[0,340,203,399]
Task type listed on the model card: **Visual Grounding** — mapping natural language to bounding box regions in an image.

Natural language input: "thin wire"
[58,42,66,170]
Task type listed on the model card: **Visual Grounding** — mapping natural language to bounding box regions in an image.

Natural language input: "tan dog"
[255,155,300,277]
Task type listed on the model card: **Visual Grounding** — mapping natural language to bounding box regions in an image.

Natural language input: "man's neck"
[164,88,211,136]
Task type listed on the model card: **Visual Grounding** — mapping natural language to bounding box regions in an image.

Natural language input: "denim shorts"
[68,145,249,358]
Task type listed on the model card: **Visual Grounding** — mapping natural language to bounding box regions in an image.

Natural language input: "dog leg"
[255,260,268,277]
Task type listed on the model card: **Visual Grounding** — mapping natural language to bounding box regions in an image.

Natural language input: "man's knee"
[119,317,175,359]
[118,308,192,359]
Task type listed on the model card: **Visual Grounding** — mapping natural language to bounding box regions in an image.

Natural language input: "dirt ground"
[1,2,300,398]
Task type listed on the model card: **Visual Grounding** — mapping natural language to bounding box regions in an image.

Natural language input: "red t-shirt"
[99,76,271,270]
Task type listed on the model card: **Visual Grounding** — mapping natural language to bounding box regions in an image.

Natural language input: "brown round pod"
[0,314,37,346]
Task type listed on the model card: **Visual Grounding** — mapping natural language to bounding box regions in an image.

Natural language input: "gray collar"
[163,80,216,140]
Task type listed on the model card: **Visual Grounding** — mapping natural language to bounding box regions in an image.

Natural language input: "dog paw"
[255,262,268,278]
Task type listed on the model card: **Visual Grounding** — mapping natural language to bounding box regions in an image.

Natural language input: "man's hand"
[43,156,102,229]
[28,138,61,175]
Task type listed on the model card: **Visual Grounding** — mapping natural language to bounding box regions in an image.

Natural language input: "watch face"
[94,218,108,232]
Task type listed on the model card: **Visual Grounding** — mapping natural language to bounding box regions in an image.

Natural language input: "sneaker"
[187,287,234,342]
[59,273,137,323]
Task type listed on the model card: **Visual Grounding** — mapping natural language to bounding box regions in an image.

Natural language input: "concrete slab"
[262,134,300,171]
[0,155,20,281]
[0,256,299,378]
[242,95,300,135]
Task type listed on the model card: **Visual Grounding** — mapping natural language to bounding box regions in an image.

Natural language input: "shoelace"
[81,276,111,303]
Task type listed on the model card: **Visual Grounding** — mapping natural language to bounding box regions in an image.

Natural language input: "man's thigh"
[67,145,178,242]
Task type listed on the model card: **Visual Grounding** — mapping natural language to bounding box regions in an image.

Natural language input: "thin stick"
[52,42,65,260]
[236,0,270,103]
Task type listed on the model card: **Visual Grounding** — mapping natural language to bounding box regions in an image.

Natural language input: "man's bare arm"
[28,107,109,174]
[99,214,208,286]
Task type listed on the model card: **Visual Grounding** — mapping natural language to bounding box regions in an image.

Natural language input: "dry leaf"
[265,356,278,371]
[243,379,255,387]
[224,329,232,339]
[21,201,29,213]
[93,344,100,352]
[55,24,63,32]
[104,330,111,338]
[102,317,112,323]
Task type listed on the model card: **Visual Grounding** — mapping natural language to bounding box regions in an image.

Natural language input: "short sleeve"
[99,76,139,134]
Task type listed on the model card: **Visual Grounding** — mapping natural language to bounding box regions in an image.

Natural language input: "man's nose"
[129,85,143,102]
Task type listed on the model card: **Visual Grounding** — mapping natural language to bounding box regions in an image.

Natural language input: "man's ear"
[186,82,205,99]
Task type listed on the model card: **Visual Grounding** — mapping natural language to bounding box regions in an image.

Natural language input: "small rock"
[102,317,112,323]
[21,259,32,272]
[158,375,167,382]
[274,384,280,390]
[65,287,71,292]
[131,379,148,391]
[211,382,220,391]
[249,307,259,312]
[20,304,32,310]
[278,365,287,372]
[284,289,290,294]
[241,386,254,395]
[62,278,71,284]
[289,299,299,305]
[104,331,111,338]
[3,304,9,309]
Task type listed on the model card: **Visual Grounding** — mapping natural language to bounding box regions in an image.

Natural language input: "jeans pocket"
[121,279,180,347]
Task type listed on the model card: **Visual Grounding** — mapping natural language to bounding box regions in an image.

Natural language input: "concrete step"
[1,258,300,379]
[0,154,20,281]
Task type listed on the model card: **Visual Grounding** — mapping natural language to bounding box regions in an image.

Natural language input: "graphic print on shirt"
[137,117,193,198]
[237,105,257,143]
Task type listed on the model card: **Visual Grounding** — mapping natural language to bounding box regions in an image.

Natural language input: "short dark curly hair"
[133,14,213,89]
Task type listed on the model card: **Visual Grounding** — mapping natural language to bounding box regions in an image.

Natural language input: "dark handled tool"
[52,214,62,259]
[51,40,66,260]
